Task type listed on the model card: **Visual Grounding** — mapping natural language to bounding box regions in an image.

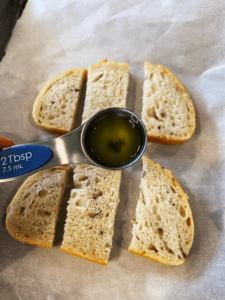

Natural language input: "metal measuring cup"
[0,108,147,182]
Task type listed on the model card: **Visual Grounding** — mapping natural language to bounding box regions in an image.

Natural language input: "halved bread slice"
[82,59,129,123]
[6,165,71,248]
[60,164,121,265]
[128,156,194,265]
[32,68,87,134]
[142,61,196,144]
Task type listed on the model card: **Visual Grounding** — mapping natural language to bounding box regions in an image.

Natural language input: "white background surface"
[0,1,225,299]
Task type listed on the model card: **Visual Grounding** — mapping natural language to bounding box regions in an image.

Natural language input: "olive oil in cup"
[82,108,147,169]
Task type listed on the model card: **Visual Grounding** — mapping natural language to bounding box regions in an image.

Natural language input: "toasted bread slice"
[6,165,71,248]
[32,68,87,134]
[142,61,196,144]
[60,164,121,265]
[128,156,194,265]
[82,59,129,123]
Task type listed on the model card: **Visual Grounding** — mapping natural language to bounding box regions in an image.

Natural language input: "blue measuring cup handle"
[0,145,53,180]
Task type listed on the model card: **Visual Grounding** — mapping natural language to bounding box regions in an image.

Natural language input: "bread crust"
[89,59,129,72]
[32,68,88,135]
[60,246,108,266]
[143,61,196,145]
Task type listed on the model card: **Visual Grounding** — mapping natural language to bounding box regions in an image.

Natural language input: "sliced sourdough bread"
[32,68,87,134]
[6,165,71,248]
[82,59,129,123]
[128,156,194,265]
[142,61,196,144]
[60,164,121,265]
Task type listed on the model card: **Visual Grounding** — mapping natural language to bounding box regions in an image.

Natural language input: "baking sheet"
[0,0,225,299]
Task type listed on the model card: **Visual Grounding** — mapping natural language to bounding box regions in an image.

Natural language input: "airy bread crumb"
[82,59,129,123]
[128,156,194,265]
[142,61,196,144]
[60,164,121,265]
[32,68,87,134]
[6,165,71,248]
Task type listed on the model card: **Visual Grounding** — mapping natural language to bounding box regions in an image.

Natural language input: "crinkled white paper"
[0,1,225,299]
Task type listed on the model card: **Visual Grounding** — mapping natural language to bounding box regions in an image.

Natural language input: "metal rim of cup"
[80,107,147,170]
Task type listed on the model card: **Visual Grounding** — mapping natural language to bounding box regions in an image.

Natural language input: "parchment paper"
[1,1,225,299]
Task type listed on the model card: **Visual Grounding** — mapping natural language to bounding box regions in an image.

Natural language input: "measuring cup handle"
[0,145,53,181]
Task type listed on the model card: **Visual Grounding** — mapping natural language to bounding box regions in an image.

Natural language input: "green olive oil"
[85,116,142,168]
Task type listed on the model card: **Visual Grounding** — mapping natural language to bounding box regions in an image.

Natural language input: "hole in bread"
[160,72,165,79]
[172,122,176,127]
[93,73,103,82]
[23,192,30,200]
[71,192,77,198]
[37,208,47,217]
[48,115,55,120]
[139,224,143,230]
[145,221,149,228]
[106,212,109,217]
[89,210,102,218]
[142,250,146,255]
[38,190,48,197]
[170,132,174,136]
[155,196,159,203]
[61,104,66,109]
[152,205,157,215]
[105,242,110,248]
[29,199,35,208]
[75,200,83,206]
[86,180,91,186]
[184,133,188,137]
[24,234,30,238]
[40,105,43,111]
[61,111,66,115]
[161,112,166,118]
[170,186,176,193]
[150,73,154,80]
[148,244,158,253]
[78,175,89,181]
[20,207,25,215]
[158,126,161,130]
[154,99,159,109]
[168,248,174,254]
[156,215,161,221]
[151,83,156,94]
[157,228,163,236]
[45,211,51,216]
[93,190,103,199]
[140,191,146,205]
[154,222,159,226]
[178,255,182,259]
[136,235,140,240]
[187,217,191,226]
[179,205,186,218]
[147,107,155,118]
[38,119,42,124]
